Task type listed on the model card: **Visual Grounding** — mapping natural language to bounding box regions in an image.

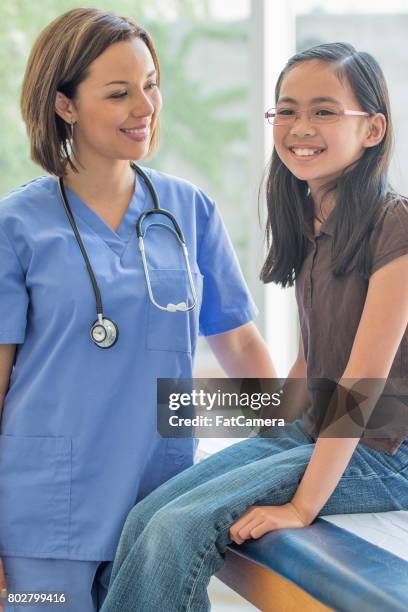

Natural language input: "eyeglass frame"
[264,106,371,126]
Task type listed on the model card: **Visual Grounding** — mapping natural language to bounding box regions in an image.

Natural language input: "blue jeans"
[101,420,408,612]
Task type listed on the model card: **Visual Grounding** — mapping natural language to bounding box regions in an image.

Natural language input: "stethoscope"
[58,162,198,349]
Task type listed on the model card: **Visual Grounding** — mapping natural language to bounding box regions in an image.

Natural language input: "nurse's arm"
[0,343,16,608]
[0,344,15,418]
[206,322,277,377]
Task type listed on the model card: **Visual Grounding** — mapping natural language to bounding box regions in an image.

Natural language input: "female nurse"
[0,8,276,612]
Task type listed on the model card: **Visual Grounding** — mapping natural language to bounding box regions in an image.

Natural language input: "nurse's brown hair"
[20,8,161,177]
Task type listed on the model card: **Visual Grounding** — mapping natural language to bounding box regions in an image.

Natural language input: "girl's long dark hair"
[260,42,394,287]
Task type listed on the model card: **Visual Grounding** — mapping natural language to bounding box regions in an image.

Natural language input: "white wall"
[252,0,299,375]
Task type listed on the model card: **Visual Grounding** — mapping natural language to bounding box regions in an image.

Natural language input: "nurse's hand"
[0,558,7,611]
[228,503,309,545]
[207,322,277,378]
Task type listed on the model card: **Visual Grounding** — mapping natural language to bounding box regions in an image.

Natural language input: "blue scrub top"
[0,168,257,561]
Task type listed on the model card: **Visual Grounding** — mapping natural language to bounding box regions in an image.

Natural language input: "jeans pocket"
[0,435,71,556]
[146,269,203,352]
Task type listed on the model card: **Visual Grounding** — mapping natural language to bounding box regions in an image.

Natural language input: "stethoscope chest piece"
[90,317,119,349]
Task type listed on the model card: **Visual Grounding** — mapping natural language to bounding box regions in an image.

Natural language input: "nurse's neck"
[61,157,136,211]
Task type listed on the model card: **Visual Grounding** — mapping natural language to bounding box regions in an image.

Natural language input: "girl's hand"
[228,502,310,545]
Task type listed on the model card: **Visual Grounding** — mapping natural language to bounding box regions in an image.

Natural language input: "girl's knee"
[122,504,148,537]
[146,503,209,549]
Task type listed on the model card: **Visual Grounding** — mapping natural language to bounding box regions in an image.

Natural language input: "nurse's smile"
[119,124,150,142]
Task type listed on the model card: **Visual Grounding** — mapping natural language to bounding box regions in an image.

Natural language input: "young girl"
[101,43,408,612]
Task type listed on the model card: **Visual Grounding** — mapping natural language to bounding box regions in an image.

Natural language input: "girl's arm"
[229,254,408,542]
[291,253,408,523]
[206,321,277,378]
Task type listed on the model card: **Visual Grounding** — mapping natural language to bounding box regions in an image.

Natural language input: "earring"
[70,120,75,141]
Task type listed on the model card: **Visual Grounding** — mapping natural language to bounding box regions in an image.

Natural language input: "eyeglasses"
[264,105,370,126]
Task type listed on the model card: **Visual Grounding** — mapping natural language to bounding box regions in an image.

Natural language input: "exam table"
[216,511,408,611]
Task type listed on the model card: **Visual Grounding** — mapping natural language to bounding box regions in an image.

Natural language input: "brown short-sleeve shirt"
[296,196,408,454]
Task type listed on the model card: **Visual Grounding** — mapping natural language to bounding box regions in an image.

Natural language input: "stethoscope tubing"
[138,224,197,312]
[58,178,104,317]
[57,162,198,347]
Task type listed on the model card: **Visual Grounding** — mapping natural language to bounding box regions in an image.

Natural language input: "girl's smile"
[273,59,371,191]
[287,144,327,161]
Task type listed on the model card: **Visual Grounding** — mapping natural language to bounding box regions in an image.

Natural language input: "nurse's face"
[63,37,162,164]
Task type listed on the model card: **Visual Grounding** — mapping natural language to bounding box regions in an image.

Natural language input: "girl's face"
[57,37,162,165]
[273,59,378,193]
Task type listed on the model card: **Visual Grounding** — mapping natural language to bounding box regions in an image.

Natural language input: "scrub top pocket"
[146,270,203,352]
[0,435,71,557]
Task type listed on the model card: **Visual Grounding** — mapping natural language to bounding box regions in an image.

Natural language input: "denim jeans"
[101,420,408,612]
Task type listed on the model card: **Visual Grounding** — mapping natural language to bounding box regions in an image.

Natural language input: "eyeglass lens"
[266,106,341,125]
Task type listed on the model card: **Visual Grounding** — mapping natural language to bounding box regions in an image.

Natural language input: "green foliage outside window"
[149,21,248,187]
[0,0,250,271]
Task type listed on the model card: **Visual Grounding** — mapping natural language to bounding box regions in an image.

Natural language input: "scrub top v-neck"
[0,168,257,561]
[63,174,145,259]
